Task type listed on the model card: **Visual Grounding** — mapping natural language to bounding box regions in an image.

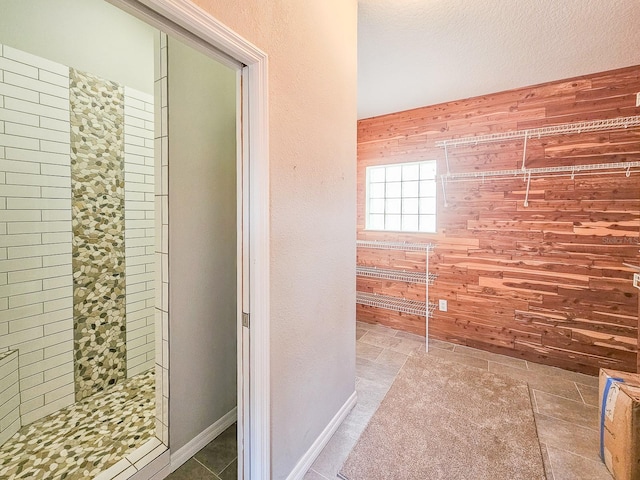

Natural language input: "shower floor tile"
[0,369,156,480]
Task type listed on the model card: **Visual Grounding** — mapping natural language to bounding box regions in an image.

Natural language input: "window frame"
[365,159,437,233]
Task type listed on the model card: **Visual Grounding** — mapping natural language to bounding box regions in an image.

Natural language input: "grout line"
[543,443,556,480]
[544,442,607,468]
[534,387,596,406]
[193,457,222,479]
[535,410,600,433]
[574,377,600,388]
[371,345,385,364]
[309,467,333,480]
[218,455,238,475]
[358,332,372,345]
[574,382,586,404]
[395,349,410,370]
[496,358,529,370]
[531,389,540,414]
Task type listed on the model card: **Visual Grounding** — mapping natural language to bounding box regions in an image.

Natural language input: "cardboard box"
[599,368,640,480]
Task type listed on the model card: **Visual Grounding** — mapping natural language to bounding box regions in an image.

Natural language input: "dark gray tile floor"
[167,423,237,480]
[303,321,613,480]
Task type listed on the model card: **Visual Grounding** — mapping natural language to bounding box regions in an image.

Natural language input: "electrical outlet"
[636,92,640,107]
[438,299,447,312]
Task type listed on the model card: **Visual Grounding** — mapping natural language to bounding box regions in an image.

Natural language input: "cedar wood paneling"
[357,66,640,375]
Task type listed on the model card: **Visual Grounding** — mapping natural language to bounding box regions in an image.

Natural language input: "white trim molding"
[170,408,238,472]
[285,392,358,480]
[107,1,271,479]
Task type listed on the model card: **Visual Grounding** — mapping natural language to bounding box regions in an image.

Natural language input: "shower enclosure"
[0,34,159,477]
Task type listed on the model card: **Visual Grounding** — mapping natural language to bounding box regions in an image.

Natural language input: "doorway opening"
[0,0,269,478]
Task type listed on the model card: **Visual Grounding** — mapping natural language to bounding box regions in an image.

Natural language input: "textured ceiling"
[358,0,640,119]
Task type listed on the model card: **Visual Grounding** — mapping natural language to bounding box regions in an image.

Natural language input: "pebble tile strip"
[0,370,155,480]
[70,68,127,402]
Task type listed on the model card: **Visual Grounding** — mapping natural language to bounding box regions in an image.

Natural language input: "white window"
[366,160,436,232]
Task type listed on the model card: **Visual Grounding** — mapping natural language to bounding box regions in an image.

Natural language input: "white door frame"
[107,1,270,479]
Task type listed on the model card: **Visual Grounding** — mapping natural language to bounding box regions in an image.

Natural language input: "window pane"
[402,164,419,181]
[386,199,401,214]
[369,183,385,198]
[420,180,436,197]
[365,160,437,233]
[420,162,436,179]
[386,165,402,182]
[402,181,419,197]
[419,197,436,214]
[386,214,401,230]
[402,198,419,214]
[402,215,418,231]
[369,167,385,183]
[369,214,384,230]
[369,199,384,214]
[419,215,436,232]
[386,182,401,198]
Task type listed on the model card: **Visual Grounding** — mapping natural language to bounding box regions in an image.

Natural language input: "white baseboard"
[285,391,358,480]
[170,407,237,472]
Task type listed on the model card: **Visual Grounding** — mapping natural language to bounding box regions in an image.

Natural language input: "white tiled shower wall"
[0,44,155,433]
[0,44,75,431]
[124,87,156,378]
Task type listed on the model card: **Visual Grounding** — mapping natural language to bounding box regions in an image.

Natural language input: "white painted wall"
[0,0,155,95]
[167,37,237,452]
[189,2,358,478]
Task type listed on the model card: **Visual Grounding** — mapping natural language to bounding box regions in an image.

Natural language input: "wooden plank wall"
[357,66,640,375]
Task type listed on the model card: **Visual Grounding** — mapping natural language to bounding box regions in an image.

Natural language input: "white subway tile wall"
[0,44,75,430]
[0,44,158,443]
[124,86,155,378]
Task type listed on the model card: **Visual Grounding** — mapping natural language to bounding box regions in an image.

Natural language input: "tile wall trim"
[153,31,170,447]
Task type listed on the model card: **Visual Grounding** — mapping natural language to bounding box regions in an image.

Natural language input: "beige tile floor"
[303,321,613,480]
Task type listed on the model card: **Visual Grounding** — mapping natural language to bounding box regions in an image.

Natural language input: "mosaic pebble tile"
[70,68,127,402]
[0,370,155,480]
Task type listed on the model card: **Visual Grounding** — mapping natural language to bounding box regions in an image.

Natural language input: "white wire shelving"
[356,265,437,285]
[435,115,640,182]
[442,161,640,182]
[356,240,436,352]
[356,240,435,251]
[356,292,437,317]
[433,115,640,207]
[434,115,640,148]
